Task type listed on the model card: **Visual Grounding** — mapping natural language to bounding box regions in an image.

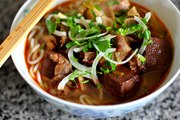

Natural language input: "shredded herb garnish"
[107,0,120,6]
[137,54,146,64]
[46,20,57,34]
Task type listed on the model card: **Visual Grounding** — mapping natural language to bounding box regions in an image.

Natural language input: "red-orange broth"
[24,0,173,105]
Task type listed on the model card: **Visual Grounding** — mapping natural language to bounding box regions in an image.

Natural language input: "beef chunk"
[41,52,56,79]
[111,0,130,12]
[41,51,72,80]
[114,35,132,61]
[49,51,72,80]
[82,52,96,65]
[144,37,172,71]
[100,66,142,98]
[129,55,146,73]
[42,35,57,50]
[59,25,69,47]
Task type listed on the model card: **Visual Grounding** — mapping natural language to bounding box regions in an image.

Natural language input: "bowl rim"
[11,0,180,110]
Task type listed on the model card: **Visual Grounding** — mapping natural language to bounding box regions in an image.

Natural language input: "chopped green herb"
[118,24,142,36]
[137,54,146,64]
[69,70,87,81]
[96,83,102,89]
[66,41,76,48]
[100,67,110,74]
[95,4,102,11]
[71,56,78,62]
[55,17,61,24]
[40,43,45,50]
[46,20,57,34]
[108,0,120,6]
[96,40,111,52]
[91,9,97,19]
[80,80,90,84]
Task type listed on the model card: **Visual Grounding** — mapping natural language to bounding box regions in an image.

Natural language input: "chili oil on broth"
[24,0,173,105]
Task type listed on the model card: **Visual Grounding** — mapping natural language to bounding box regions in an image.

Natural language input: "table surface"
[0,0,180,120]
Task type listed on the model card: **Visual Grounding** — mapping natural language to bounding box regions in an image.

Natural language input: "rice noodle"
[33,63,39,72]
[30,38,35,48]
[27,44,45,65]
[31,49,39,61]
[79,95,100,105]
[28,26,44,41]
[37,70,43,87]
[29,65,35,78]
[28,30,37,41]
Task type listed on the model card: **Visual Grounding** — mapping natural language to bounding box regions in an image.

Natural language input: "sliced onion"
[57,71,91,90]
[62,22,68,26]
[37,70,43,87]
[93,44,138,65]
[96,17,102,24]
[139,43,147,55]
[144,12,152,22]
[53,30,67,37]
[73,45,87,53]
[93,43,116,53]
[68,46,91,71]
[98,34,116,42]
[104,49,138,65]
[69,31,108,41]
[134,16,147,30]
[57,73,72,90]
[57,12,67,19]
[46,14,58,21]
[91,52,104,85]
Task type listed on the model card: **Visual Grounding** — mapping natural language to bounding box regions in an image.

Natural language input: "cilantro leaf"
[108,0,120,6]
[96,40,111,52]
[137,54,146,64]
[46,20,57,34]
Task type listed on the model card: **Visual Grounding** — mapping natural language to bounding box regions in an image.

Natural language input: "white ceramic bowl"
[11,0,180,118]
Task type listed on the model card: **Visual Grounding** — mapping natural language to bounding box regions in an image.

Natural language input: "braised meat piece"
[82,52,96,65]
[111,0,130,12]
[41,50,72,80]
[41,50,73,97]
[41,52,56,79]
[129,55,146,73]
[42,35,57,50]
[114,35,132,61]
[59,24,69,47]
[144,37,172,71]
[100,66,142,98]
[49,51,72,80]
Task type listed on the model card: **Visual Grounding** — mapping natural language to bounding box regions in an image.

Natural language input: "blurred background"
[0,0,180,119]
